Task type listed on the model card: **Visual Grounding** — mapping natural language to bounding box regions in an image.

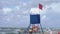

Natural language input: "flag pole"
[39,3,44,34]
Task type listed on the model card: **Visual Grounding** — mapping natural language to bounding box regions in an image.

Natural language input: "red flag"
[39,3,43,10]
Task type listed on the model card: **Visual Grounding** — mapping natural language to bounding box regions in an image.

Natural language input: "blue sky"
[0,0,60,28]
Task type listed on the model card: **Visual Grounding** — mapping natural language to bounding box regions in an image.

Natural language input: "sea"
[0,27,60,34]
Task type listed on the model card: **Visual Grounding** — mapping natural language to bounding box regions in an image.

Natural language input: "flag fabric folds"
[39,3,43,10]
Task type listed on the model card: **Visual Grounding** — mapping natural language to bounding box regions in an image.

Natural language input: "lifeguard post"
[27,4,44,34]
[24,4,44,34]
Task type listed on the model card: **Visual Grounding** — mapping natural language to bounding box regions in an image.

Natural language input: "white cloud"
[40,3,60,15]
[23,2,27,6]
[13,6,20,11]
[6,18,10,22]
[41,15,46,20]
[46,3,60,13]
[22,10,29,14]
[15,6,20,10]
[51,3,60,12]
[2,8,12,14]
[17,15,21,18]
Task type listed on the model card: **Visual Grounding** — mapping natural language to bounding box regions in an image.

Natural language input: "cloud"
[23,2,27,6]
[41,15,46,20]
[6,17,11,22]
[0,0,60,27]
[41,3,60,28]
[51,3,60,13]
[22,10,29,14]
[2,8,12,14]
[45,3,60,13]
[13,6,20,11]
[40,2,60,15]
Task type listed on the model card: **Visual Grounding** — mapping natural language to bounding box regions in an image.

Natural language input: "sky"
[0,0,60,28]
